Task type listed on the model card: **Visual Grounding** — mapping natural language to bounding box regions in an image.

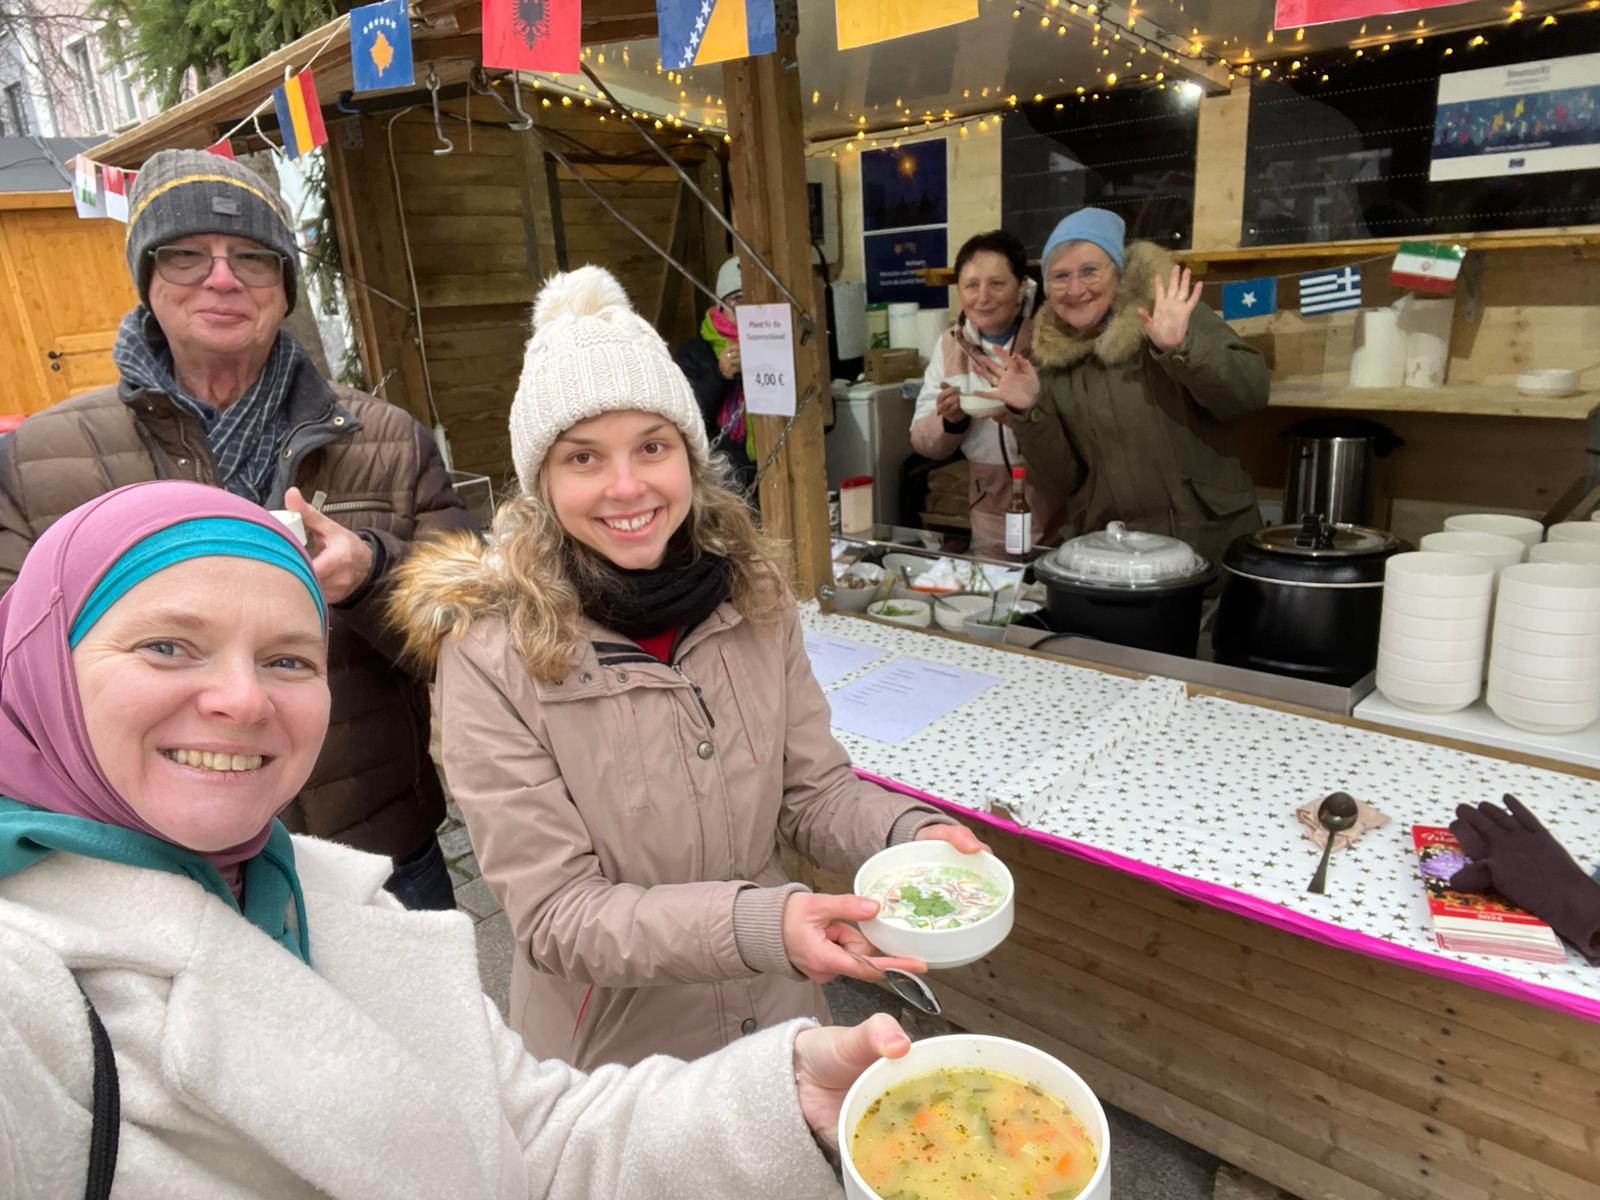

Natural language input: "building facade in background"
[0,0,165,140]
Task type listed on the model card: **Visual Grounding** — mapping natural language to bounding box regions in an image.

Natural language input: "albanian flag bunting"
[483,0,581,73]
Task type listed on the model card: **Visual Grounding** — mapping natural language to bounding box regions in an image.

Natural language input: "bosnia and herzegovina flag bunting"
[351,0,414,92]
[483,0,581,72]
[272,68,329,160]
[657,0,776,70]
[835,0,978,51]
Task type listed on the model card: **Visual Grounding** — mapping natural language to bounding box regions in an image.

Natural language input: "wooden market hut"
[86,5,1600,1199]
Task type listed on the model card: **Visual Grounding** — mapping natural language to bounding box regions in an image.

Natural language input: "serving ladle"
[1306,792,1360,895]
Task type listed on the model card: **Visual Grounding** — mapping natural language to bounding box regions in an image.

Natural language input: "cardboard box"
[864,347,921,383]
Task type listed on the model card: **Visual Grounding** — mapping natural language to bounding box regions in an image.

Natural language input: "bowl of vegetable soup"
[855,840,1014,970]
[839,1033,1110,1200]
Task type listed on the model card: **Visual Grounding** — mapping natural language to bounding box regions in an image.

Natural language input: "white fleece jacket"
[0,835,844,1200]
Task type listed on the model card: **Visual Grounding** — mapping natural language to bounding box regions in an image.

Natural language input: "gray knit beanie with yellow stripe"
[126,148,300,313]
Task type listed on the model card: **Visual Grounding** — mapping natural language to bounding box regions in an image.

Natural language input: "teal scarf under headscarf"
[0,797,310,964]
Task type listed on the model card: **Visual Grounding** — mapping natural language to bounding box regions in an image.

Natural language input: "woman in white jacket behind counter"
[0,479,905,1200]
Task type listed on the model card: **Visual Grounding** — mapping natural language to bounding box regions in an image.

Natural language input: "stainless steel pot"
[1213,514,1404,685]
[1283,417,1403,529]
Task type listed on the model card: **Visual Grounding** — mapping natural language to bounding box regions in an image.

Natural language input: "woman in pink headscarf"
[0,479,907,1200]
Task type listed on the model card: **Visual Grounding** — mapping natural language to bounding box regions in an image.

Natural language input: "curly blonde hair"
[391,447,790,682]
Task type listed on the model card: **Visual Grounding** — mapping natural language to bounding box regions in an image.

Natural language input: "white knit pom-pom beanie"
[509,265,709,494]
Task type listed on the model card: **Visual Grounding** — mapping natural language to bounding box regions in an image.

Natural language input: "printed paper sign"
[827,657,999,744]
[1430,53,1600,182]
[735,302,797,417]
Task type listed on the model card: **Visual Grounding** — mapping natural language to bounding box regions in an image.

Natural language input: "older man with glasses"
[0,148,478,910]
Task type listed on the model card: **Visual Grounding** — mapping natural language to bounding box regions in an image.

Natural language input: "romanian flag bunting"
[351,0,414,92]
[103,165,132,222]
[657,0,776,70]
[835,0,978,51]
[1220,276,1277,322]
[272,68,329,160]
[482,0,581,72]
[205,137,236,159]
[72,155,105,219]
[1390,241,1465,295]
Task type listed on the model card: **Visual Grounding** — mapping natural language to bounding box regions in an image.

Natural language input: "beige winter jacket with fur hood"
[1011,241,1267,564]
[395,537,949,1070]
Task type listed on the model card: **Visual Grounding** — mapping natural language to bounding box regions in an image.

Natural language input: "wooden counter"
[796,607,1600,1200]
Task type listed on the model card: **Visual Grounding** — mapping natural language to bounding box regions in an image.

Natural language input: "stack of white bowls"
[1546,522,1600,548]
[1531,541,1600,567]
[1443,513,1544,551]
[1419,530,1525,574]
[1487,563,1600,734]
[1376,552,1495,713]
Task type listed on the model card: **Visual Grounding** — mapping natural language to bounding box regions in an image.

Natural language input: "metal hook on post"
[426,68,453,155]
[469,67,533,132]
[504,75,533,131]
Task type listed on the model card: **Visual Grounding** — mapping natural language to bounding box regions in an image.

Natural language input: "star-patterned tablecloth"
[800,604,1600,1020]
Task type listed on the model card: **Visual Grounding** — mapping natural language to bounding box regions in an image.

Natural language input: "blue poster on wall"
[864,228,950,306]
[861,140,948,232]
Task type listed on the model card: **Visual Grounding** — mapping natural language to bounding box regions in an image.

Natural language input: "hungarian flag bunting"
[272,68,329,160]
[72,155,105,219]
[482,0,581,73]
[835,0,978,50]
[1390,242,1465,295]
[205,137,236,159]
[657,0,776,70]
[103,165,132,222]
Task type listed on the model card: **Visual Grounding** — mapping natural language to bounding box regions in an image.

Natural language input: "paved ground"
[436,805,1273,1199]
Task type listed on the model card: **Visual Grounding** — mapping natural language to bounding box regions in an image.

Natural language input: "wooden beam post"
[1191,78,1251,254]
[322,130,384,392]
[723,41,831,599]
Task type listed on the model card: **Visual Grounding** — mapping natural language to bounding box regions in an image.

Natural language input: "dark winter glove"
[1449,793,1600,964]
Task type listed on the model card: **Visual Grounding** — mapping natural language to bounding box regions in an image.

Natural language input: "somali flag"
[657,0,776,70]
[273,68,328,160]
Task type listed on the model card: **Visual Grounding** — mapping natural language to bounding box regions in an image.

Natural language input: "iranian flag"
[1390,241,1465,295]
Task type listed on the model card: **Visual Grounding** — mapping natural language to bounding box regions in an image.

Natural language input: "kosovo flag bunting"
[351,0,414,91]
[835,0,978,51]
[272,68,329,160]
[657,0,776,70]
[482,0,581,73]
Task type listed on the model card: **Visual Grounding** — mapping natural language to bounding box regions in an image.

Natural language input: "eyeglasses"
[149,245,286,288]
[1045,265,1108,291]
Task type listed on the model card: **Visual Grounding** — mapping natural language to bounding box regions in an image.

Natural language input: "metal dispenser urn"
[1282,417,1402,530]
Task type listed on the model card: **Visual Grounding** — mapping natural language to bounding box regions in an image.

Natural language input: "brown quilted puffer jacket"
[0,367,478,858]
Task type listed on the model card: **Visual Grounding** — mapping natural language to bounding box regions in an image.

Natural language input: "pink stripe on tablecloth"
[856,768,1600,1027]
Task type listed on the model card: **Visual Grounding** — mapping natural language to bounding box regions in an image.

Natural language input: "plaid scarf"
[112,308,301,504]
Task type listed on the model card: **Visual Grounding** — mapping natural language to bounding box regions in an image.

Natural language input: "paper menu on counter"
[826,656,999,744]
[803,632,889,687]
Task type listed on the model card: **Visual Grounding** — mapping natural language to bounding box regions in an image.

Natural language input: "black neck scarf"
[574,530,734,642]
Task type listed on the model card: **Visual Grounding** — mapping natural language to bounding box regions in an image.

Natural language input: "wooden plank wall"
[330,97,723,489]
[801,823,1600,1200]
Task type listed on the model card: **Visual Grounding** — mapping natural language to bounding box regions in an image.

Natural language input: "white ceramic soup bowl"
[1443,513,1544,549]
[867,598,933,628]
[882,552,935,581]
[1381,589,1491,621]
[1375,669,1480,714]
[1496,562,1600,612]
[1530,541,1600,567]
[1489,644,1600,683]
[1487,686,1600,736]
[1376,647,1483,686]
[1547,522,1600,546]
[839,1034,1111,1200]
[1494,599,1600,637]
[1378,630,1486,665]
[1491,621,1600,659]
[1487,665,1600,705]
[832,564,886,613]
[1419,530,1525,572]
[855,840,1015,970]
[1378,608,1489,644]
[1383,551,1495,598]
[930,592,996,633]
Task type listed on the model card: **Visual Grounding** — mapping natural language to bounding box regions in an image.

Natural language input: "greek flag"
[1298,265,1363,316]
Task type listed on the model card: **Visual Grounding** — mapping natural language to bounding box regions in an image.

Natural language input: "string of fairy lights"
[489,0,1593,161]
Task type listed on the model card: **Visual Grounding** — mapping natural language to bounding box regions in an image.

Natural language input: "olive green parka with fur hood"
[1010,241,1267,564]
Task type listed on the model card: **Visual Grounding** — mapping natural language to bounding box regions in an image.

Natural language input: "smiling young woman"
[393,266,987,1073]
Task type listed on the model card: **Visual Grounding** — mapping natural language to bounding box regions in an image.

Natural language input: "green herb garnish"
[899,885,957,919]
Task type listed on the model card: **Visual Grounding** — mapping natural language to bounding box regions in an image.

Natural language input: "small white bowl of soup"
[855,840,1014,970]
[840,1033,1111,1200]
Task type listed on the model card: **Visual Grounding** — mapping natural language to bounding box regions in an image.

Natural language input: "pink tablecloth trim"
[859,768,1600,1027]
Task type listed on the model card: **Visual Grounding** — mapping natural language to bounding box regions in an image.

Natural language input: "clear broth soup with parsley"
[869,864,1004,930]
[851,1066,1097,1199]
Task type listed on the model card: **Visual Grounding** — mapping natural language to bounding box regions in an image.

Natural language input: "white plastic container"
[1442,513,1544,549]
[1547,522,1600,546]
[1349,307,1407,388]
[839,475,874,535]
[269,509,307,547]
[1531,542,1600,567]
[887,302,921,349]
[1383,551,1495,598]
[1419,530,1525,574]
[839,1035,1111,1200]
[1398,297,1454,389]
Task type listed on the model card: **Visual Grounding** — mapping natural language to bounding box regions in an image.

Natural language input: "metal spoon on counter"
[1306,792,1360,895]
